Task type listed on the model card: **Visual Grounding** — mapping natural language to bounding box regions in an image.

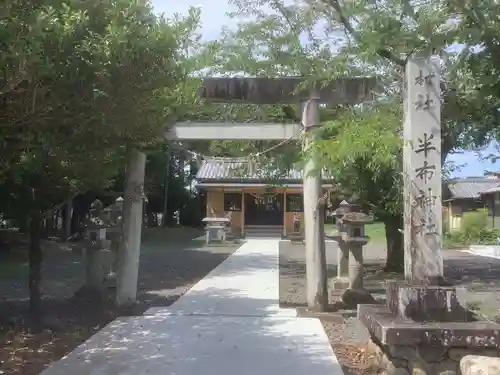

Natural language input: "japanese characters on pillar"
[403,58,443,283]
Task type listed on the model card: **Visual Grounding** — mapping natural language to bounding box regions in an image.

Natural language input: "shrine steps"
[244,225,284,238]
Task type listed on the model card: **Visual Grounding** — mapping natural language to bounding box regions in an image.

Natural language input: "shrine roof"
[195,157,334,184]
[445,177,500,200]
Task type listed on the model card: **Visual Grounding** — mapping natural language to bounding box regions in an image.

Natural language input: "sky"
[151,0,498,178]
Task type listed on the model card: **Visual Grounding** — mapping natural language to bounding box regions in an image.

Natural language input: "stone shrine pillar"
[357,58,500,375]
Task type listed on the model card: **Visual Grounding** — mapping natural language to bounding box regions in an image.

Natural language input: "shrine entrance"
[244,192,284,226]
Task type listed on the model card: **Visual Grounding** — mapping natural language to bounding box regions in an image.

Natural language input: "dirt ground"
[3,233,498,375]
[0,228,241,375]
[278,241,500,375]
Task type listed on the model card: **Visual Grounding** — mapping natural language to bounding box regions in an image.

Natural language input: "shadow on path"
[41,285,341,375]
[0,228,242,375]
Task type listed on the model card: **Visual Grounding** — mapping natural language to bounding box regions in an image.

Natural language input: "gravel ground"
[0,228,242,375]
[279,240,388,375]
[278,241,500,375]
[443,249,500,322]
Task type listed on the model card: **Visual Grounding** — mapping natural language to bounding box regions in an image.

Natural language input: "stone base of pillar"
[342,287,376,307]
[358,281,500,375]
[288,232,304,242]
[386,281,468,322]
[364,335,500,375]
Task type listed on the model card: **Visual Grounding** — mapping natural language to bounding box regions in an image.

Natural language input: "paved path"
[41,239,343,375]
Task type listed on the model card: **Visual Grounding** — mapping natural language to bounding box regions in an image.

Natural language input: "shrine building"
[195,157,335,238]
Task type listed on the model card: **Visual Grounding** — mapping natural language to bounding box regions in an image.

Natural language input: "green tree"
[0,0,188,326]
[317,102,404,270]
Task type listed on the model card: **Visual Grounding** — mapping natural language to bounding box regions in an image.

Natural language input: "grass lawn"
[324,221,386,245]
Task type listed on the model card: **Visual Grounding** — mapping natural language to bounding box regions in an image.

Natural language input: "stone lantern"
[329,200,360,291]
[328,201,375,307]
[340,211,374,305]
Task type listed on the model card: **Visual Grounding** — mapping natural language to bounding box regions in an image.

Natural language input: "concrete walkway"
[42,239,343,375]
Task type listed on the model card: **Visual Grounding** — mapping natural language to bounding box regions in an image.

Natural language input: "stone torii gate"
[117,76,376,312]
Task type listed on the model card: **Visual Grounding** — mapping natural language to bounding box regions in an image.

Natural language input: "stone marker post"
[356,57,500,375]
[403,57,444,284]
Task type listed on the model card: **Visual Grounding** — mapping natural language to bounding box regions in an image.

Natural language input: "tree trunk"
[29,210,43,332]
[383,214,404,273]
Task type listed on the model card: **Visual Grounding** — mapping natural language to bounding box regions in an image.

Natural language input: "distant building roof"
[446,177,500,200]
[195,157,333,185]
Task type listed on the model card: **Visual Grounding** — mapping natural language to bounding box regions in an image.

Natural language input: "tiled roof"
[196,157,331,182]
[446,177,500,199]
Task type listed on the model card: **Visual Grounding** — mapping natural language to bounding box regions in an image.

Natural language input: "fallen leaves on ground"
[322,321,377,375]
[332,342,375,371]
[0,300,120,375]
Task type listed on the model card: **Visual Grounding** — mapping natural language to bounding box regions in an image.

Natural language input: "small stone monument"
[76,199,111,298]
[357,57,500,375]
[103,197,124,285]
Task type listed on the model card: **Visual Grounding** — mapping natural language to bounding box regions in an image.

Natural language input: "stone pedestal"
[358,290,500,375]
[386,282,468,322]
[360,302,500,375]
[85,242,110,290]
[366,335,500,375]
